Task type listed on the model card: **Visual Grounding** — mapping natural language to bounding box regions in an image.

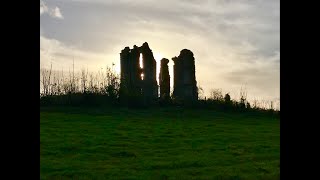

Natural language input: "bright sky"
[40,0,279,104]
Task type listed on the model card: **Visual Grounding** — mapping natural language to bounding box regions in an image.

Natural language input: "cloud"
[40,35,117,72]
[40,0,64,19]
[40,0,48,15]
[40,0,279,101]
[52,7,63,19]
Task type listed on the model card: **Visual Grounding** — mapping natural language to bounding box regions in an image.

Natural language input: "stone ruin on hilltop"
[120,42,198,104]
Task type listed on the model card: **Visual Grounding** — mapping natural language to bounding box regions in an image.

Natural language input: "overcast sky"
[40,0,279,104]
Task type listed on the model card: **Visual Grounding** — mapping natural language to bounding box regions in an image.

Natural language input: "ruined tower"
[120,43,198,105]
[120,46,142,98]
[120,42,158,104]
[140,42,158,102]
[172,49,198,101]
[159,58,170,100]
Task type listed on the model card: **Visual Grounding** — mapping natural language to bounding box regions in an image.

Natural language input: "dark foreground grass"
[40,107,279,180]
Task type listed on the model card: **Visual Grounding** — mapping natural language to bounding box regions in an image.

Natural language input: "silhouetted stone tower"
[120,46,142,98]
[120,43,198,105]
[172,49,198,101]
[120,42,158,104]
[140,42,158,102]
[159,58,170,100]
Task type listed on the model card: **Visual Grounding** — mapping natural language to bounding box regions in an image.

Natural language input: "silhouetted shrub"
[40,64,279,113]
[224,93,230,102]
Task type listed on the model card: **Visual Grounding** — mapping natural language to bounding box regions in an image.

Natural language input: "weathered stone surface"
[172,49,198,101]
[159,58,170,100]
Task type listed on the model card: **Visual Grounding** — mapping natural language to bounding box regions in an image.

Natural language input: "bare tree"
[40,63,52,96]
[81,68,88,93]
[252,98,259,109]
[209,88,223,101]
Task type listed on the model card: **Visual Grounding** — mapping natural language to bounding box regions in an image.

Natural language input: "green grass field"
[40,107,280,180]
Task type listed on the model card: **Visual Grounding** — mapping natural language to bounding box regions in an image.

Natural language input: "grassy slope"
[40,107,280,180]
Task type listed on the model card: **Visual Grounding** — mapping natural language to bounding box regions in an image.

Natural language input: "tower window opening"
[139,53,144,80]
[139,53,143,69]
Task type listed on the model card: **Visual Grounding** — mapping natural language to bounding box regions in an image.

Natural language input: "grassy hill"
[40,107,280,179]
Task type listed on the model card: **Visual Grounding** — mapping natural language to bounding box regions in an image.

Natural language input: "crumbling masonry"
[120,42,197,103]
[120,42,157,103]
[172,49,198,101]
[159,58,170,100]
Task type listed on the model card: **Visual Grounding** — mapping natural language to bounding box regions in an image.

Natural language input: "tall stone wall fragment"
[120,47,131,96]
[172,49,198,101]
[140,42,158,101]
[120,42,159,104]
[159,58,170,100]
[120,43,198,105]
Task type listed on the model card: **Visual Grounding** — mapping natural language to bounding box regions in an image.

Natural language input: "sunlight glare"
[139,53,143,68]
[154,52,162,61]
